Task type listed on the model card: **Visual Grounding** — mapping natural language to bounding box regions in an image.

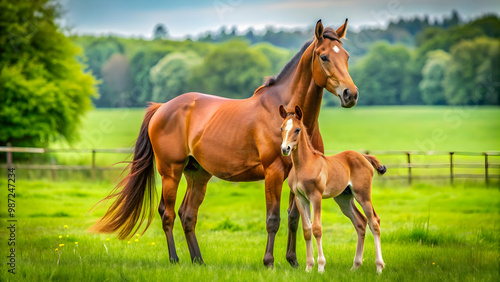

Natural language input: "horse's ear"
[279,105,287,119]
[315,20,324,40]
[295,105,303,121]
[336,18,348,39]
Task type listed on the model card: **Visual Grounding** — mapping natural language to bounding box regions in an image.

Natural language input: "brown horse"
[90,19,359,267]
[279,105,386,273]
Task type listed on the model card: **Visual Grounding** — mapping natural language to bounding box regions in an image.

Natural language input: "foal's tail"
[89,102,162,240]
[363,154,387,176]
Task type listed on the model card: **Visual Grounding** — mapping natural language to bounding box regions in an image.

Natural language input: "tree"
[0,0,97,147]
[188,40,271,99]
[100,54,132,107]
[153,24,168,40]
[350,42,411,105]
[419,50,451,105]
[444,37,500,105]
[150,52,202,102]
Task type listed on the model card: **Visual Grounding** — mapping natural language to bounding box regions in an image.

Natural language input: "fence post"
[6,142,13,169]
[91,149,96,180]
[406,152,412,185]
[51,157,57,181]
[484,153,489,187]
[449,152,454,185]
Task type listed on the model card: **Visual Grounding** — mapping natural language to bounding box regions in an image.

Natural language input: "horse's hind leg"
[178,158,212,264]
[334,188,367,270]
[158,162,184,263]
[352,183,385,273]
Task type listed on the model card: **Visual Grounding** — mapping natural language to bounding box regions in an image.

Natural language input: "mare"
[90,19,359,267]
[279,105,386,273]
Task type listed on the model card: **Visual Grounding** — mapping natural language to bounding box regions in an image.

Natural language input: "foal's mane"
[261,27,341,89]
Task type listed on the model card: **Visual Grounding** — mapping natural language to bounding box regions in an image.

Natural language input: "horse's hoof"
[286,257,299,268]
[263,254,274,268]
[318,267,325,273]
[192,257,205,265]
[169,257,179,264]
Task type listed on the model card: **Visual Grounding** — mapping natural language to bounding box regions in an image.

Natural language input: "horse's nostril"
[343,89,350,99]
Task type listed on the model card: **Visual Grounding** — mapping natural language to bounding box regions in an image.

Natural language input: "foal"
[279,105,386,273]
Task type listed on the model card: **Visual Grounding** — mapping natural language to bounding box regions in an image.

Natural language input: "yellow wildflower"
[134,239,139,242]
[127,241,131,244]
[64,225,68,228]
[59,244,64,247]
[106,238,110,241]
[75,242,78,245]
[66,235,69,238]
[55,248,58,252]
[58,235,62,239]
[135,234,140,237]
[151,242,155,246]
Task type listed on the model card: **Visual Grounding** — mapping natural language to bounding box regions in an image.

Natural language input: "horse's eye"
[295,128,301,133]
[280,127,283,132]
[320,55,328,62]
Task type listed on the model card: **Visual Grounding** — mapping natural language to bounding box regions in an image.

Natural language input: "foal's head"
[279,105,304,156]
[312,20,358,108]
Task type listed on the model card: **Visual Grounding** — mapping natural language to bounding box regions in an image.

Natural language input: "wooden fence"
[1,145,499,185]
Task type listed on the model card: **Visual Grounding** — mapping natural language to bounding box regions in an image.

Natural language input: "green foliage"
[420,50,451,105]
[188,40,271,99]
[100,54,132,107]
[350,42,411,105]
[0,0,97,147]
[150,52,202,102]
[444,37,500,105]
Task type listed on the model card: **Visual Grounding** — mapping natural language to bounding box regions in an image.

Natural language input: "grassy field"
[42,106,499,183]
[0,178,499,281]
[1,106,499,281]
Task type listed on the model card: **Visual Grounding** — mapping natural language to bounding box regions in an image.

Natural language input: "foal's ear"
[295,105,303,121]
[315,20,324,40]
[279,105,287,119]
[336,18,348,39]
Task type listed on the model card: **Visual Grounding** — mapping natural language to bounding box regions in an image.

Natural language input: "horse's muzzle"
[281,145,291,156]
[340,88,358,108]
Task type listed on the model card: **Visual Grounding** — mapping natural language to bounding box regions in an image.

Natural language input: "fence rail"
[1,145,499,185]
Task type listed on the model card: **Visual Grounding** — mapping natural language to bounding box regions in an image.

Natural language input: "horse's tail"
[363,154,387,176]
[89,102,162,240]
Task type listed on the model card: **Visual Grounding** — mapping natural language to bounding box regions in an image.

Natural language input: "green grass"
[0,179,499,281]
[2,106,499,280]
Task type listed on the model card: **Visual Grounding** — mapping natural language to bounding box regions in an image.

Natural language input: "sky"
[60,0,500,39]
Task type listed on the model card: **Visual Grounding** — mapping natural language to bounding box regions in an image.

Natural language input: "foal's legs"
[310,193,326,272]
[157,163,184,263]
[352,184,385,273]
[178,162,212,264]
[334,190,368,270]
[294,194,315,271]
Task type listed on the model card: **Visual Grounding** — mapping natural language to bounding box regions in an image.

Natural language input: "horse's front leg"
[286,191,300,267]
[262,163,285,268]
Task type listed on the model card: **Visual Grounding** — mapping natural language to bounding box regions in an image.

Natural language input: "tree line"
[76,12,499,108]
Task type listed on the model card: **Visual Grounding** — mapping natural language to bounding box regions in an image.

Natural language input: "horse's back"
[148,92,232,164]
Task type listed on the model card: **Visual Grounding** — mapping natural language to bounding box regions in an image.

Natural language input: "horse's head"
[311,19,358,108]
[279,104,303,156]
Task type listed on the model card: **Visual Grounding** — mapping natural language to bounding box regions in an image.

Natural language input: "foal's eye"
[280,127,283,132]
[320,55,328,62]
[295,128,301,133]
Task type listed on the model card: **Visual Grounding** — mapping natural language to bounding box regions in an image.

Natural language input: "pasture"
[1,106,499,281]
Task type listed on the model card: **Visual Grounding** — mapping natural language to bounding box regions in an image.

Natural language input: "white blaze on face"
[333,45,340,53]
[282,118,294,150]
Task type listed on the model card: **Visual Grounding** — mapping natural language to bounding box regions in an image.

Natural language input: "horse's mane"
[261,27,341,89]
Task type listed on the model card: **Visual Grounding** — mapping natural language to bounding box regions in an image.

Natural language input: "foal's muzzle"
[281,145,291,156]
